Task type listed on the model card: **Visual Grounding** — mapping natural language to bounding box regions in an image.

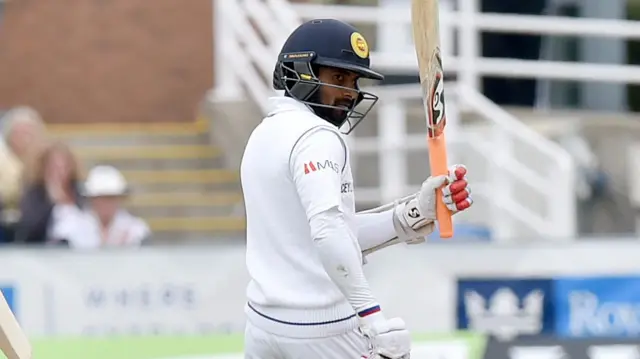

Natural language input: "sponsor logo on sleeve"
[304,160,340,175]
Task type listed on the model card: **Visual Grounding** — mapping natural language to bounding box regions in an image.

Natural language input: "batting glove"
[358,307,411,359]
[393,164,473,242]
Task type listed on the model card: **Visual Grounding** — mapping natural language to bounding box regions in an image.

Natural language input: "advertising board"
[456,274,640,340]
[456,277,555,340]
[554,275,640,338]
[2,241,640,336]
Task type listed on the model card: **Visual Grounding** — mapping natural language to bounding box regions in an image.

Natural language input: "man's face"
[316,67,359,125]
[91,196,122,223]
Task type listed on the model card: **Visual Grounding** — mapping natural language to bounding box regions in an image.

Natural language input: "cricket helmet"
[273,19,384,134]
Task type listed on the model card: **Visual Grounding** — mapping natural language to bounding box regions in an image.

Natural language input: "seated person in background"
[16,141,83,244]
[50,165,151,249]
[0,106,48,239]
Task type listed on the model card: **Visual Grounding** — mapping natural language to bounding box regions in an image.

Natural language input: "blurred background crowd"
[0,107,150,248]
[0,0,241,249]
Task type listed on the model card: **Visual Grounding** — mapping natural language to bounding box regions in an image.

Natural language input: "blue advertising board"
[457,275,640,339]
[456,278,556,340]
[553,275,640,338]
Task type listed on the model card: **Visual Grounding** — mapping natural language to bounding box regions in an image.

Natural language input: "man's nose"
[343,88,357,101]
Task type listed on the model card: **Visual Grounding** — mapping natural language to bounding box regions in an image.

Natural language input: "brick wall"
[0,0,213,123]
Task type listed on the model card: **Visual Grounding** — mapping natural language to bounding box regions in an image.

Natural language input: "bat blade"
[411,0,454,238]
[0,293,31,359]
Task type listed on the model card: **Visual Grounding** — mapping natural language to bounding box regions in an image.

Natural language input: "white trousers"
[244,320,371,359]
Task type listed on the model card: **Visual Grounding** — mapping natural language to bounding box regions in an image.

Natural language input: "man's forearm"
[311,208,379,311]
[356,210,397,251]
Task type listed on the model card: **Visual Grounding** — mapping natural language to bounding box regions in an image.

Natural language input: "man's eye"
[334,74,344,82]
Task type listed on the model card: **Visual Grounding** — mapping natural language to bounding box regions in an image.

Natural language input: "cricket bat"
[0,292,31,359]
[411,0,454,238]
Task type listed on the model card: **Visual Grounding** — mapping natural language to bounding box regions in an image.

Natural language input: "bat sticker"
[425,47,446,138]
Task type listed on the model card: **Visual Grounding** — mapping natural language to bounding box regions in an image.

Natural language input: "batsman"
[240,18,473,359]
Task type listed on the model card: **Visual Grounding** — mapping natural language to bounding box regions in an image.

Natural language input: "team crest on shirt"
[303,160,340,175]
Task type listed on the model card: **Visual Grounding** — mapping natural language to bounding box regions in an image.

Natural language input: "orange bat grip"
[428,133,453,238]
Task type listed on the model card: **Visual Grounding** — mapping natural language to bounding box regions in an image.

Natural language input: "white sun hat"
[83,165,129,197]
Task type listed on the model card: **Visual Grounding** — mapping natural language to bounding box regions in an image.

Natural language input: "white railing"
[350,83,576,240]
[211,0,296,106]
[211,0,586,240]
[291,2,640,87]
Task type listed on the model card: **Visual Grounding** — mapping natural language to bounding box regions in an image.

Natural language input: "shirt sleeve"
[49,205,99,249]
[356,209,398,252]
[289,127,346,219]
[289,127,379,313]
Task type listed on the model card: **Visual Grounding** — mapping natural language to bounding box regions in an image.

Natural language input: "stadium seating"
[49,120,245,242]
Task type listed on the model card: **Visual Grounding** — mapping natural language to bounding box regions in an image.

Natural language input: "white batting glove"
[358,307,411,359]
[393,164,473,242]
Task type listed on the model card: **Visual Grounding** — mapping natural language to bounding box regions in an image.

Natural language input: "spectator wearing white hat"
[50,165,151,249]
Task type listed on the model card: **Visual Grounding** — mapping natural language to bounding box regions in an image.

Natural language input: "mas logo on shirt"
[304,160,340,175]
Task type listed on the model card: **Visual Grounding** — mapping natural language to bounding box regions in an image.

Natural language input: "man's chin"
[332,110,348,123]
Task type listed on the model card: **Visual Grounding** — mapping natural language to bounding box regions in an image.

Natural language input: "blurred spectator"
[50,165,151,249]
[558,131,603,202]
[0,106,47,237]
[16,141,82,244]
[557,123,612,234]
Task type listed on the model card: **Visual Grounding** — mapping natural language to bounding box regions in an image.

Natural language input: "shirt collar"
[266,96,314,117]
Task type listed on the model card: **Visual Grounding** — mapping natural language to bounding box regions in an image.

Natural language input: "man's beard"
[308,92,354,127]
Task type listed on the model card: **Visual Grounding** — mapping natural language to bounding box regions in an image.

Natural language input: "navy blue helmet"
[273,19,384,133]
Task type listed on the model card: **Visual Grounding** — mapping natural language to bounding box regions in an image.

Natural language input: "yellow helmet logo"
[350,32,369,59]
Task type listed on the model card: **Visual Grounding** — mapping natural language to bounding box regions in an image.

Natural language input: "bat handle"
[428,135,454,238]
[436,188,453,238]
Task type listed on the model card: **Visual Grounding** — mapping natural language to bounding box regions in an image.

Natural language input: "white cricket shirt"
[240,96,376,338]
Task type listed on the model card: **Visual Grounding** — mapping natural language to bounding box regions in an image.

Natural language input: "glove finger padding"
[441,164,473,213]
